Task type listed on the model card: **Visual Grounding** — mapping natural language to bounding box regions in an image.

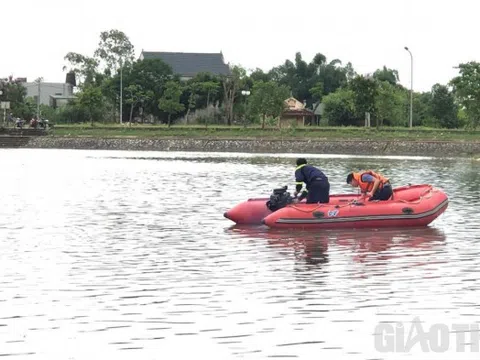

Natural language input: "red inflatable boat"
[262,184,448,229]
[224,193,360,225]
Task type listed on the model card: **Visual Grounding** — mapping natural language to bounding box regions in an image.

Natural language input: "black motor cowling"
[266,186,294,212]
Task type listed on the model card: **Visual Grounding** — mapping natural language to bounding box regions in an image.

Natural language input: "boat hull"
[224,194,360,225]
[223,184,445,226]
[261,184,448,229]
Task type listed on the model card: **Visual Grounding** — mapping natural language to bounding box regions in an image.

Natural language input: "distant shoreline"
[7,136,480,158]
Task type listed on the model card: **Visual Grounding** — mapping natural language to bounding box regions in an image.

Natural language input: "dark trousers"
[306,180,330,204]
[369,184,393,201]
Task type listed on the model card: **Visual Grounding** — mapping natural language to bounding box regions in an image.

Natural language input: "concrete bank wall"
[14,136,480,157]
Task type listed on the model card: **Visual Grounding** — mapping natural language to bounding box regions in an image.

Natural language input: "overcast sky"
[2,0,477,92]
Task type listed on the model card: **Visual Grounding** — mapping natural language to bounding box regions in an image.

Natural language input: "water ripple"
[0,149,478,359]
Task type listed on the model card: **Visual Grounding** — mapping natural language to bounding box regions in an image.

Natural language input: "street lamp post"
[404,46,413,128]
[0,90,3,126]
[241,90,250,127]
[119,60,123,124]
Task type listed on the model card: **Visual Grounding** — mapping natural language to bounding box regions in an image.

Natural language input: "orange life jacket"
[352,170,389,193]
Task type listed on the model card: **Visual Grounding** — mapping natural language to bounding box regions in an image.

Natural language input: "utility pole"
[404,47,413,128]
[35,77,43,120]
[119,60,123,124]
[0,90,5,126]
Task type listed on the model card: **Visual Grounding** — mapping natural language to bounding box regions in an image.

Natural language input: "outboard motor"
[266,186,294,212]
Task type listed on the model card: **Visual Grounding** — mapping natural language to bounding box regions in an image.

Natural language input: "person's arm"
[297,190,308,201]
[361,174,380,196]
[369,179,381,196]
[294,169,304,196]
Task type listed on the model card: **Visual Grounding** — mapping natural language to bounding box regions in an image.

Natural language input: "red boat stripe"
[275,199,448,224]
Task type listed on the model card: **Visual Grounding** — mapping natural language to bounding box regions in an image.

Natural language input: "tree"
[249,68,271,83]
[350,75,379,127]
[430,84,459,128]
[158,81,185,127]
[188,72,222,109]
[375,81,406,127]
[344,62,357,82]
[124,84,154,124]
[200,81,220,109]
[77,86,105,125]
[269,52,318,106]
[373,66,400,86]
[309,82,324,104]
[221,65,247,125]
[320,59,348,95]
[249,80,290,128]
[411,92,434,127]
[185,91,197,125]
[103,58,174,120]
[268,52,349,107]
[322,88,358,126]
[94,29,135,72]
[14,98,37,120]
[63,52,100,87]
[450,61,480,129]
[93,29,135,123]
[0,79,28,116]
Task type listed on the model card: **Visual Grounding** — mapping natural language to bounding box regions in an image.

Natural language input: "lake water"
[0,149,479,360]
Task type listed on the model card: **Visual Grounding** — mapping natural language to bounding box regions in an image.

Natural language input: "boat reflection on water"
[226,225,447,267]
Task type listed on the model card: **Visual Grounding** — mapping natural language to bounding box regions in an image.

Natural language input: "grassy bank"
[50,124,480,141]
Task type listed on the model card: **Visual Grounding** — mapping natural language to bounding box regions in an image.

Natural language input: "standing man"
[294,158,330,204]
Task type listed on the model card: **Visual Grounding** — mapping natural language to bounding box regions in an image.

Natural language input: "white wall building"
[23,82,74,106]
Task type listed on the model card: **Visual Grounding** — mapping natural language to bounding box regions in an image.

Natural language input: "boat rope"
[289,198,364,213]
[288,185,436,213]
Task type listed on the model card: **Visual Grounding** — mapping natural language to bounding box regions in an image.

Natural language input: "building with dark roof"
[138,51,231,80]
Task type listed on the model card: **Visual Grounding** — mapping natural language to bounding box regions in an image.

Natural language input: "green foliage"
[55,104,90,124]
[196,80,220,108]
[0,80,30,118]
[248,80,290,128]
[309,82,324,104]
[322,88,358,126]
[350,75,378,121]
[94,29,135,71]
[187,73,222,108]
[124,84,154,123]
[409,92,432,127]
[268,52,349,108]
[15,98,37,120]
[63,52,100,87]
[375,81,406,127]
[458,107,468,128]
[117,58,174,119]
[248,68,271,83]
[430,84,458,128]
[158,81,185,127]
[450,62,480,129]
[77,86,105,125]
[9,27,477,131]
[221,65,248,125]
[373,66,400,85]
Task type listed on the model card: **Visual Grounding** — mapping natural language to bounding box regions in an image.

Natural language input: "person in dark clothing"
[293,158,330,204]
